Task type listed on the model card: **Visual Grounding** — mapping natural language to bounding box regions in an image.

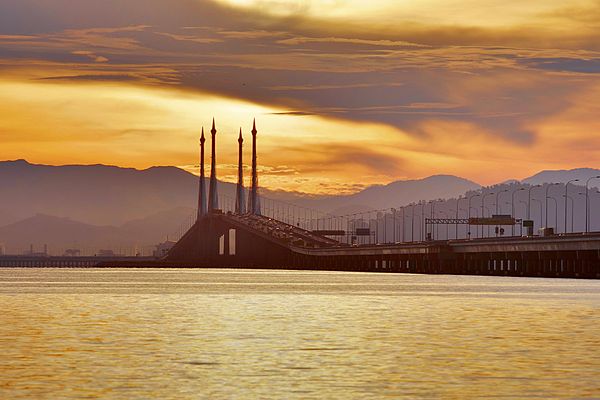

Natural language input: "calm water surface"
[1,268,599,399]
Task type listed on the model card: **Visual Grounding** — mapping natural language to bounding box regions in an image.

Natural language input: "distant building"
[153,241,176,258]
[63,249,81,257]
[23,244,49,257]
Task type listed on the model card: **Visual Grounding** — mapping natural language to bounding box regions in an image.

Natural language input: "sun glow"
[212,0,582,27]
[0,77,410,193]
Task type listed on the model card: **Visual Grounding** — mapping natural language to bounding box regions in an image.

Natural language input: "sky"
[0,0,599,194]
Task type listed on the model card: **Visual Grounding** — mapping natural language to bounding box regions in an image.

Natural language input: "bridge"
[0,255,156,268]
[159,211,600,279]
[57,119,600,278]
[150,120,600,278]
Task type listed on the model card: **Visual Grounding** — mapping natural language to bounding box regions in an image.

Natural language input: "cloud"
[71,50,109,63]
[517,57,600,74]
[38,74,139,82]
[277,36,427,48]
[155,32,223,44]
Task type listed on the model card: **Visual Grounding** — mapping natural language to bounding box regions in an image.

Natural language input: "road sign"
[313,230,346,236]
[469,217,517,225]
[355,228,371,236]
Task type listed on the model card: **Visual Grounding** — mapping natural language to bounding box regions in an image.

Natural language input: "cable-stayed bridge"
[157,119,600,279]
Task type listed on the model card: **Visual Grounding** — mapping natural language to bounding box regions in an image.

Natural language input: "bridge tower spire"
[235,128,246,214]
[197,127,207,219]
[208,118,219,212]
[249,119,261,215]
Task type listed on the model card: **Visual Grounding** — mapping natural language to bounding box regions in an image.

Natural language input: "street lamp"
[456,196,466,239]
[532,198,543,232]
[527,185,542,222]
[482,192,495,238]
[519,200,528,236]
[401,206,406,243]
[392,208,397,243]
[545,183,560,228]
[459,208,468,239]
[468,194,481,239]
[496,189,509,214]
[429,200,437,240]
[495,189,509,236]
[585,176,600,233]
[410,204,416,242]
[592,190,600,232]
[482,192,495,218]
[484,206,492,238]
[564,192,584,233]
[420,202,426,241]
[548,196,559,232]
[511,188,525,236]
[564,179,579,234]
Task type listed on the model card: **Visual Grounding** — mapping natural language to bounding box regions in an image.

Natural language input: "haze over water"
[1,269,599,399]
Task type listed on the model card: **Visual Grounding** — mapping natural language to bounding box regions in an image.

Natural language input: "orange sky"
[0,0,599,193]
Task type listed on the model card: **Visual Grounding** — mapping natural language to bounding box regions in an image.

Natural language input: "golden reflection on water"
[0,269,599,399]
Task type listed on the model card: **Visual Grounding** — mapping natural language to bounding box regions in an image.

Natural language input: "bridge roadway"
[7,214,595,278]
[162,213,600,279]
[0,255,157,268]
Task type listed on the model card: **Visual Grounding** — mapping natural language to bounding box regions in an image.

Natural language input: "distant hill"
[0,159,237,226]
[0,214,124,255]
[0,160,483,227]
[523,168,600,187]
[296,175,482,212]
[0,208,196,256]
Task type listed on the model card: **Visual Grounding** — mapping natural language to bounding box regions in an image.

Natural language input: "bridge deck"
[162,213,600,278]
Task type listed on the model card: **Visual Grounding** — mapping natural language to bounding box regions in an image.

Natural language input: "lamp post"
[496,189,508,214]
[532,199,542,231]
[512,188,526,236]
[410,204,415,242]
[545,183,560,229]
[548,196,559,232]
[456,196,466,240]
[429,200,437,240]
[420,202,426,241]
[585,176,600,233]
[482,192,494,238]
[495,189,509,236]
[484,206,492,238]
[401,206,405,243]
[564,179,579,234]
[459,208,467,240]
[392,208,396,243]
[564,195,574,234]
[482,192,494,217]
[564,192,584,233]
[374,211,379,244]
[527,185,542,223]
[592,190,600,232]
[519,200,528,236]
[468,194,481,239]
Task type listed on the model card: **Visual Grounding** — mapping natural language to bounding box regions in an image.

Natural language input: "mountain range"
[1,159,600,255]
